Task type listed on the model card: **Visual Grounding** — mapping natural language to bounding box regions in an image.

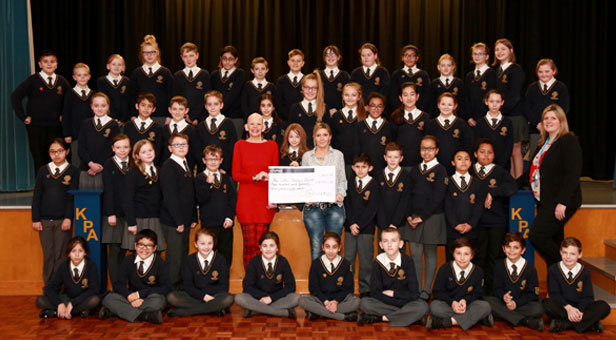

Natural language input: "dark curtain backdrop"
[30,0,611,179]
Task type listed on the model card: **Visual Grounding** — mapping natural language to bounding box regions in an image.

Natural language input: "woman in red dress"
[233,113,279,268]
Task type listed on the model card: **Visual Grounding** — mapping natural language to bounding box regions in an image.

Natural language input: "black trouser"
[528,202,577,270]
[543,297,610,332]
[207,224,234,268]
[26,125,62,173]
[475,226,506,294]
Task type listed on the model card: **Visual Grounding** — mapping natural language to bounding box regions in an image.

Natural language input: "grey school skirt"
[79,171,103,190]
[102,216,125,244]
[509,115,529,143]
[121,217,166,250]
[401,213,446,245]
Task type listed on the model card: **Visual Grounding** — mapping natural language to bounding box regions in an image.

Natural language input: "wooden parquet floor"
[0,296,614,339]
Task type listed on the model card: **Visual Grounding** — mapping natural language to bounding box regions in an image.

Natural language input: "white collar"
[403,65,419,74]
[474,64,489,76]
[356,175,371,187]
[506,257,526,274]
[301,99,317,109]
[540,78,557,89]
[94,115,112,126]
[320,254,342,273]
[169,154,188,169]
[439,75,454,84]
[474,162,494,174]
[453,172,471,186]
[324,67,339,77]
[49,161,69,174]
[437,115,455,126]
[252,78,267,87]
[169,119,188,132]
[288,146,299,154]
[40,71,56,83]
[364,63,377,74]
[142,62,161,74]
[263,116,274,126]
[145,163,156,176]
[366,116,384,127]
[113,155,129,166]
[385,166,401,178]
[206,114,225,125]
[485,112,503,123]
[405,107,422,120]
[452,261,473,279]
[73,85,91,96]
[287,72,304,81]
[376,252,401,268]
[134,253,155,272]
[421,158,439,170]
[183,65,201,76]
[204,169,221,177]
[106,73,122,83]
[135,116,154,128]
[560,261,582,278]
[70,259,85,277]
[221,67,236,76]
[261,255,277,268]
[500,62,512,71]
[197,251,214,267]
[342,106,357,117]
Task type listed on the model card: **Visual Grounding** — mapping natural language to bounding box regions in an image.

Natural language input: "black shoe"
[39,309,57,319]
[217,309,226,317]
[225,308,231,314]
[414,315,427,326]
[426,315,451,330]
[480,313,494,327]
[243,309,253,318]
[79,310,90,318]
[359,292,371,298]
[167,309,179,317]
[98,307,114,320]
[343,311,358,322]
[419,291,430,301]
[549,319,572,332]
[138,310,163,324]
[591,321,604,333]
[288,308,296,319]
[357,313,380,325]
[520,317,544,331]
[305,311,319,320]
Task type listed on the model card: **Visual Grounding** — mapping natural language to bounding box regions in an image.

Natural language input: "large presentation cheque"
[268,166,336,204]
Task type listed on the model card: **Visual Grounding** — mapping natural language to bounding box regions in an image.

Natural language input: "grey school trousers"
[360,297,428,326]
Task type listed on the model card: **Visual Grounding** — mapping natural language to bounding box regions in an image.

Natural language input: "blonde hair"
[341,82,367,121]
[538,104,570,145]
[301,71,326,121]
[251,57,269,69]
[90,92,110,106]
[438,54,457,73]
[358,43,381,66]
[139,35,161,64]
[536,58,558,75]
[180,42,198,55]
[73,62,90,74]
[106,54,126,73]
[132,139,155,175]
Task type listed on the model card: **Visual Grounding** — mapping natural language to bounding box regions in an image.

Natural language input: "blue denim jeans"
[302,204,345,260]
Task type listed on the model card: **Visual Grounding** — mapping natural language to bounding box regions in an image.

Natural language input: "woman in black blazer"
[527,104,582,268]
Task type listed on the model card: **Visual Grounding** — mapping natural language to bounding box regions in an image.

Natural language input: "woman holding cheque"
[301,122,347,260]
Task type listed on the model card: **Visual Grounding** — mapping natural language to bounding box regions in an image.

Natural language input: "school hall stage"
[0,180,615,338]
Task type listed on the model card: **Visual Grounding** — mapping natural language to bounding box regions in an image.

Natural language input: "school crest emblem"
[501,74,508,83]
[481,81,487,90]
[467,285,474,293]
[500,126,508,136]
[56,86,63,95]
[426,172,435,182]
[418,121,425,130]
[156,75,163,83]
[452,129,460,139]
[62,175,71,185]
[576,281,583,292]
[444,177,449,185]
[551,91,559,100]
[520,279,527,290]
[223,184,227,193]
[453,87,458,94]
[363,190,371,200]
[211,270,219,280]
[120,85,127,94]
[228,82,234,89]
[469,193,476,204]
[374,77,380,85]
[397,269,406,280]
[535,287,540,295]
[148,275,156,284]
[148,131,156,142]
[380,136,387,145]
[81,278,88,288]
[276,274,283,283]
[196,81,203,89]
[337,83,343,91]
[103,128,111,137]
[488,179,497,188]
[416,77,423,85]
[397,183,404,192]
[219,130,227,140]
[336,277,344,286]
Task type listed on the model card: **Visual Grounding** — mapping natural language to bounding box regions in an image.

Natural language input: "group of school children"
[14,35,608,332]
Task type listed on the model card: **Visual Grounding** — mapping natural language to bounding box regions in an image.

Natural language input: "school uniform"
[463,65,497,123]
[425,116,473,175]
[234,254,300,317]
[261,117,283,146]
[241,79,275,118]
[173,66,210,122]
[211,67,246,138]
[376,167,411,231]
[543,262,610,332]
[11,72,70,172]
[350,65,390,101]
[330,107,360,165]
[288,100,329,148]
[161,120,201,169]
[97,74,130,122]
[197,114,238,173]
[472,163,517,291]
[167,252,234,316]
[475,113,513,168]
[102,253,171,322]
[344,175,380,295]
[159,155,198,288]
[36,258,101,316]
[357,117,395,172]
[430,261,492,330]
[485,258,544,326]
[123,118,164,164]
[32,161,80,284]
[102,156,130,284]
[78,115,119,189]
[360,253,429,326]
[391,108,430,167]
[428,76,464,118]
[444,173,487,259]
[62,86,94,167]
[195,170,237,267]
[389,65,431,112]
[128,63,174,120]
[524,78,570,134]
[299,255,360,320]
[121,166,165,251]
[319,68,350,110]
[274,72,304,121]
[279,147,302,166]
[495,63,527,142]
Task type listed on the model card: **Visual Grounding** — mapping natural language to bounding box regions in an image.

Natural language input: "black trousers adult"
[475,226,506,294]
[528,201,577,269]
[543,297,610,332]
[26,125,63,173]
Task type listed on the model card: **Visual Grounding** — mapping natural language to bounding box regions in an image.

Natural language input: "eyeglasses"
[325,52,338,57]
[472,52,487,56]
[403,53,417,58]
[136,243,155,250]
[303,86,318,91]
[420,147,438,152]
[171,143,188,148]
[221,57,236,62]
[49,149,66,155]
[368,104,384,109]
[142,51,157,55]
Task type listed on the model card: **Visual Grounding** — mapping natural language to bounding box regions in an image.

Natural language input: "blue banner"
[509,190,535,264]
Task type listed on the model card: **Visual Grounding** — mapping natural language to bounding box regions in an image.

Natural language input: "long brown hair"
[358,43,381,66]
[280,123,308,158]
[492,38,516,66]
[301,71,326,121]
[341,82,367,121]
[132,139,155,175]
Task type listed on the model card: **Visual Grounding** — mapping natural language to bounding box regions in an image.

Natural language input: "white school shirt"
[142,62,161,74]
[320,255,342,273]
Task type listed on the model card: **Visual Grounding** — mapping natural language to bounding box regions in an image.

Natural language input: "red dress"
[232,139,279,223]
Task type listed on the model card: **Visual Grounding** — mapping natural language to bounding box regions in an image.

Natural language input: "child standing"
[406,135,448,300]
[344,153,380,297]
[100,229,171,324]
[161,96,200,168]
[167,229,234,317]
[463,43,497,129]
[288,72,328,147]
[274,49,305,121]
[428,237,492,330]
[102,134,131,284]
[124,93,163,165]
[299,232,360,321]
[173,42,210,125]
[319,45,350,113]
[376,143,411,240]
[259,93,283,145]
[390,45,431,112]
[160,133,198,289]
[210,45,246,138]
[389,82,430,168]
[428,54,464,118]
[359,227,429,326]
[234,231,300,318]
[197,90,238,173]
[195,145,237,266]
[128,35,174,125]
[32,138,80,284]
[485,232,544,331]
[351,43,390,101]
[62,62,93,167]
[37,236,100,319]
[475,90,513,168]
[279,123,308,166]
[242,57,275,119]
[97,54,130,123]
[78,92,119,190]
[357,93,395,173]
[330,82,364,167]
[11,51,71,173]
[544,237,610,333]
